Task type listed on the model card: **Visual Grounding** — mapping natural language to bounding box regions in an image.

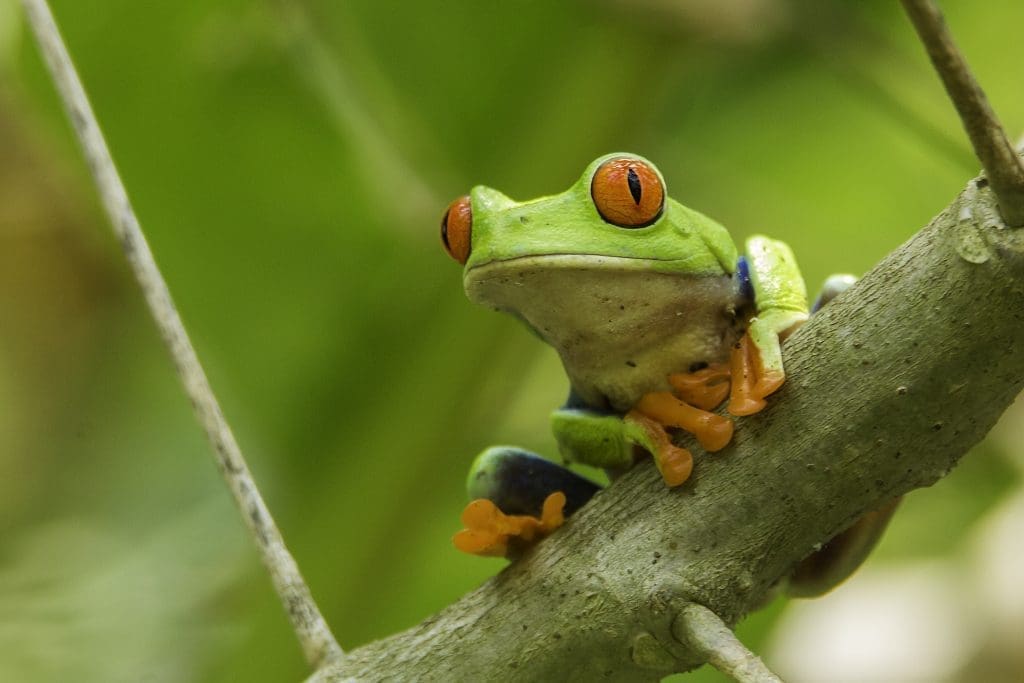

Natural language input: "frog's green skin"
[456,154,891,595]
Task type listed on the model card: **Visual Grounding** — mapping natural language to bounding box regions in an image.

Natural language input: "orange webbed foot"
[728,332,784,416]
[452,491,566,557]
[634,391,734,453]
[668,363,731,411]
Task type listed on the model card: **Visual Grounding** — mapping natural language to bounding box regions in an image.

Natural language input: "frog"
[440,153,895,595]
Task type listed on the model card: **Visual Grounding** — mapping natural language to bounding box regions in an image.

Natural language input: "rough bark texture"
[309,178,1024,681]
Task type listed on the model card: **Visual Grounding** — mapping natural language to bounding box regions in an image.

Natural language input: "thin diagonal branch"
[901,0,1024,226]
[20,0,342,668]
[674,604,783,683]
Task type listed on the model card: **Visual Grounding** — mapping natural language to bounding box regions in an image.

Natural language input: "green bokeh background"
[1,1,1022,681]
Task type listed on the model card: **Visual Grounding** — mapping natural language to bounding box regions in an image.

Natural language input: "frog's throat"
[463,254,740,412]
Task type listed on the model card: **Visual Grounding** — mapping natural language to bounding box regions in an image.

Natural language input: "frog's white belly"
[466,255,741,412]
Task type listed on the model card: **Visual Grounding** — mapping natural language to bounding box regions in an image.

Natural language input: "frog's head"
[440,153,736,308]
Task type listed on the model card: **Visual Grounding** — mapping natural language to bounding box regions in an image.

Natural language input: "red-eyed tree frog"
[440,154,894,596]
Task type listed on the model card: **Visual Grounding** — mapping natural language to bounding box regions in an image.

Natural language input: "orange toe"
[693,412,735,452]
[668,363,731,411]
[453,527,507,556]
[625,410,695,488]
[728,332,782,416]
[658,445,694,487]
[635,392,734,453]
[453,493,567,557]
[727,396,766,416]
[755,371,785,398]
[539,491,567,532]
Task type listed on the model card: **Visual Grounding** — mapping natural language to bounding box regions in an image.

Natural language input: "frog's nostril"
[442,195,472,265]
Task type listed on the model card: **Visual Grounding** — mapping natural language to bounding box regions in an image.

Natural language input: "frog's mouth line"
[465,253,689,277]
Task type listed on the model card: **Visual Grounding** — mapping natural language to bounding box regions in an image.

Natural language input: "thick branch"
[21,0,342,668]
[311,178,1024,680]
[901,0,1024,226]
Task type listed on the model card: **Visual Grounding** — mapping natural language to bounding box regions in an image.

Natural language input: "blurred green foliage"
[1,1,1022,681]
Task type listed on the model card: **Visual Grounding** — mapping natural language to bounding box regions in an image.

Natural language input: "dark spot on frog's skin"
[627,167,642,204]
[932,422,943,431]
[626,360,637,368]
[689,361,708,373]
[519,215,529,224]
[975,177,989,189]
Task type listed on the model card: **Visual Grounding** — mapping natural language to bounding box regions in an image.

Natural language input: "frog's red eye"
[441,195,472,264]
[591,157,664,228]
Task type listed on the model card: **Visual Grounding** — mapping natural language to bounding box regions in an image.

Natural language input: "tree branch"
[674,604,782,683]
[901,0,1024,226]
[20,0,342,669]
[308,176,1024,680]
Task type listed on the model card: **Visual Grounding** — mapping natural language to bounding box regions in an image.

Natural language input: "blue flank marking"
[562,387,617,414]
[736,255,753,305]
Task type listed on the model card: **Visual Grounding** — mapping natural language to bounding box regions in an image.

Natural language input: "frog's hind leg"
[453,447,601,557]
[811,273,857,313]
[553,400,727,489]
[466,447,601,517]
[787,499,900,597]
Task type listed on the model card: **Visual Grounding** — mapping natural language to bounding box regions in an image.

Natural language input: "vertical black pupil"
[627,167,642,205]
[441,211,450,248]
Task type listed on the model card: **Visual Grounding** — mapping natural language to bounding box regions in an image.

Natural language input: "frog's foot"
[455,447,601,557]
[728,331,782,416]
[624,410,694,487]
[668,362,731,411]
[633,391,734,453]
[624,364,732,488]
[453,491,566,557]
[629,391,734,488]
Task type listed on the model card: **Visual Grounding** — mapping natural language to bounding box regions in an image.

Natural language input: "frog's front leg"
[559,365,736,487]
[729,236,810,416]
[556,402,728,488]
